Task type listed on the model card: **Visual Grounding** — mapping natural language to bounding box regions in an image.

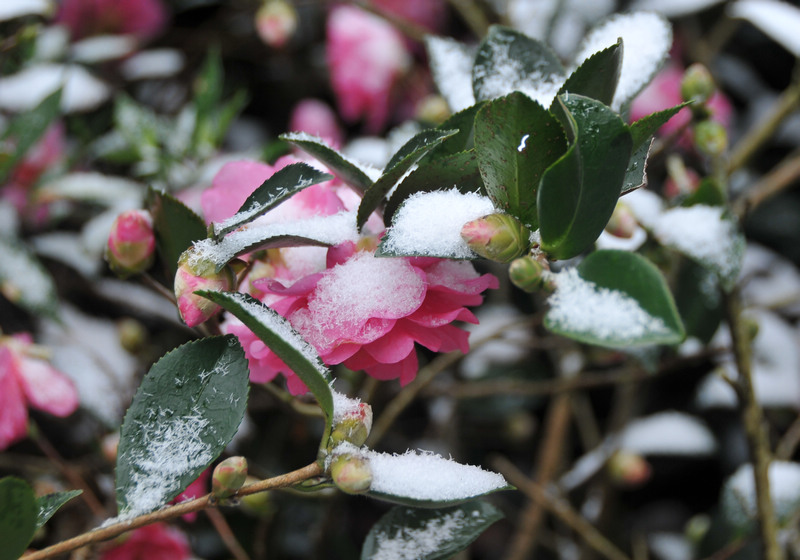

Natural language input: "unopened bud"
[239,476,274,516]
[694,120,728,157]
[509,255,548,293]
[330,402,373,447]
[117,318,147,353]
[607,451,651,488]
[681,63,716,106]
[605,201,637,239]
[461,213,531,263]
[330,453,372,495]
[255,0,298,48]
[174,247,235,327]
[101,432,120,463]
[416,94,451,124]
[212,456,248,499]
[105,210,156,278]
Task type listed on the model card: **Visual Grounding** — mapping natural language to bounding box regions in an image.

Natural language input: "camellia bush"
[2,1,800,559]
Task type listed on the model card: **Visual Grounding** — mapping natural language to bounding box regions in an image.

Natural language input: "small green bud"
[212,456,248,499]
[681,63,716,106]
[607,451,651,488]
[330,453,372,495]
[694,120,728,157]
[239,476,274,517]
[461,213,531,263]
[330,402,372,447]
[509,255,548,293]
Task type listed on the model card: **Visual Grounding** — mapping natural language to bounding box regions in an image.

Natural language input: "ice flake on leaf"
[381,189,496,258]
[652,205,745,290]
[729,0,800,58]
[546,269,672,346]
[722,461,800,530]
[0,64,110,113]
[425,36,477,113]
[371,510,468,560]
[282,131,382,181]
[573,12,672,111]
[619,411,717,456]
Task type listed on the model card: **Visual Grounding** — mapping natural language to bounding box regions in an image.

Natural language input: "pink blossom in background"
[371,0,447,33]
[56,0,168,41]
[289,99,345,150]
[630,63,733,143]
[326,5,411,133]
[0,334,79,450]
[99,523,191,560]
[171,469,209,522]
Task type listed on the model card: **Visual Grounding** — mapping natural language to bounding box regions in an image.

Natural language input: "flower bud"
[212,456,248,500]
[174,247,235,327]
[607,451,651,488]
[604,201,637,239]
[239,476,274,517]
[461,213,531,263]
[694,120,728,157]
[330,453,372,495]
[330,402,373,447]
[117,318,147,353]
[255,0,298,49]
[416,94,451,124]
[509,255,548,293]
[681,63,716,106]
[105,210,156,278]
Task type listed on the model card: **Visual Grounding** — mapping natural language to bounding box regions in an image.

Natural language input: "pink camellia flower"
[326,5,412,132]
[56,0,168,41]
[171,469,209,522]
[106,209,156,278]
[255,0,298,49]
[0,333,79,450]
[289,99,345,150]
[99,523,190,560]
[371,0,447,33]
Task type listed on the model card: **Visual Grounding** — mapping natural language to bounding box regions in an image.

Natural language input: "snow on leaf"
[0,64,110,113]
[0,236,59,318]
[630,0,724,17]
[0,0,52,21]
[619,411,717,456]
[722,461,800,531]
[425,36,477,113]
[729,0,800,58]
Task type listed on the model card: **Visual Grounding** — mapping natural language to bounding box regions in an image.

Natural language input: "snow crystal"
[0,0,52,21]
[425,35,477,112]
[365,448,508,502]
[729,0,800,58]
[573,12,672,111]
[382,189,496,258]
[190,211,360,268]
[722,461,800,526]
[332,390,365,424]
[0,63,110,113]
[652,205,744,284]
[619,411,717,456]
[371,510,468,560]
[546,268,671,345]
[631,0,724,17]
[120,49,186,80]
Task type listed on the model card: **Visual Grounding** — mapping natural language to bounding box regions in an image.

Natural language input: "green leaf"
[197,292,333,421]
[538,95,633,259]
[192,49,224,129]
[361,501,504,560]
[281,132,375,194]
[422,104,485,161]
[621,139,652,195]
[147,187,208,280]
[115,335,249,519]
[212,163,334,238]
[0,235,59,319]
[474,92,567,228]
[473,26,566,104]
[384,150,481,226]
[0,477,36,560]
[682,177,726,207]
[630,102,690,150]
[558,40,622,107]
[674,259,722,344]
[357,128,458,230]
[544,250,686,347]
[113,94,162,154]
[35,490,82,529]
[0,89,62,183]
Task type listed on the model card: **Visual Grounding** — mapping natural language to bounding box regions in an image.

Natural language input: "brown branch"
[205,508,251,560]
[24,462,323,560]
[776,412,800,461]
[733,148,800,219]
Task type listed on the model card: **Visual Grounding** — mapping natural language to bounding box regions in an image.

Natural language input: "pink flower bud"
[461,213,531,263]
[174,248,235,327]
[105,210,156,278]
[604,201,637,239]
[212,456,248,499]
[607,451,651,488]
[330,402,373,447]
[255,0,297,48]
[508,255,550,293]
[330,452,372,495]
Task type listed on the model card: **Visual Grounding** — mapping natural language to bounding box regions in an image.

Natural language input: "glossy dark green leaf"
[212,163,333,238]
[361,501,504,560]
[474,92,567,228]
[630,102,690,150]
[682,177,726,207]
[147,187,208,280]
[35,490,82,529]
[192,49,223,127]
[357,128,458,230]
[621,139,652,195]
[473,26,566,103]
[544,250,685,347]
[116,335,249,518]
[538,95,633,259]
[281,132,374,194]
[0,235,59,319]
[422,104,484,161]
[384,150,481,226]
[0,89,62,183]
[675,258,722,344]
[0,477,36,560]
[558,41,622,107]
[198,292,333,421]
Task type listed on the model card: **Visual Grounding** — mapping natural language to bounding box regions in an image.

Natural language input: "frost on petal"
[16,357,79,417]
[573,12,672,111]
[729,0,800,58]
[425,36,477,112]
[0,349,29,450]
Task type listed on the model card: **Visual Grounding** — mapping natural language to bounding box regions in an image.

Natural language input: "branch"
[733,148,800,219]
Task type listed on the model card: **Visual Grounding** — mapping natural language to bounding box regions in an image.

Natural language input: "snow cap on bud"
[461,213,531,263]
[607,451,651,488]
[330,452,372,495]
[106,210,156,278]
[509,255,549,293]
[212,456,248,499]
[694,120,728,157]
[681,63,716,106]
[174,247,235,327]
[605,201,637,239]
[331,402,373,447]
[256,0,297,48]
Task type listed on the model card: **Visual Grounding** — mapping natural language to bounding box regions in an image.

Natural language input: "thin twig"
[733,148,800,219]
[24,462,323,560]
[446,0,491,38]
[205,508,251,560]
[776,413,800,461]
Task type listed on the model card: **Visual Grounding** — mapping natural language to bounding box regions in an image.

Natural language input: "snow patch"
[0,64,110,113]
[729,0,800,58]
[370,509,469,560]
[426,36,477,112]
[722,461,800,527]
[619,411,717,456]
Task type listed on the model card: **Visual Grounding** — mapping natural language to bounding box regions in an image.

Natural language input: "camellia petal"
[16,356,79,417]
[0,348,29,450]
